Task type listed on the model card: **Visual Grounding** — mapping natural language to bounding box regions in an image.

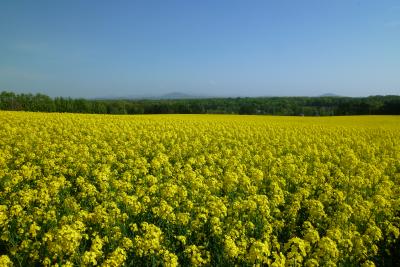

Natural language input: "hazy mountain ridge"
[94,92,212,100]
[319,93,341,97]
[95,92,346,100]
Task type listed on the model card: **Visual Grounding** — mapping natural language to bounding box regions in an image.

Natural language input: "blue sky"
[0,0,399,98]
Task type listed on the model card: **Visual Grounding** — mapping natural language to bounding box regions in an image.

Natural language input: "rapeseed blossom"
[0,112,399,265]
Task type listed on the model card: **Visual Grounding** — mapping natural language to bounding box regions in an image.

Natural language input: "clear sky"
[0,0,399,98]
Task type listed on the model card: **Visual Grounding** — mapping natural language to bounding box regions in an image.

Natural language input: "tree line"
[1,91,399,115]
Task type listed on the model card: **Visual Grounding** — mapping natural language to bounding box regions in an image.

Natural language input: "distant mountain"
[319,93,340,97]
[95,92,211,100]
[159,92,196,99]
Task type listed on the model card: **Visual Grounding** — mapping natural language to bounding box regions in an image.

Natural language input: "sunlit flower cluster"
[0,112,399,266]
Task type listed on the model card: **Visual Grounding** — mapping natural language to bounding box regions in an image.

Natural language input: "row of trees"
[1,91,399,115]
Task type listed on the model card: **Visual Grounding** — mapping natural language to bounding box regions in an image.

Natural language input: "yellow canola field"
[0,112,399,266]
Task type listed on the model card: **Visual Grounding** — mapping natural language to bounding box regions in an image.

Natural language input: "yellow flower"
[184,245,210,266]
[102,247,126,267]
[224,235,239,258]
[161,249,179,267]
[0,255,13,267]
[29,222,41,238]
[134,223,163,256]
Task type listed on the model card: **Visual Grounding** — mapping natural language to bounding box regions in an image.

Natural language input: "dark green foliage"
[1,91,399,115]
